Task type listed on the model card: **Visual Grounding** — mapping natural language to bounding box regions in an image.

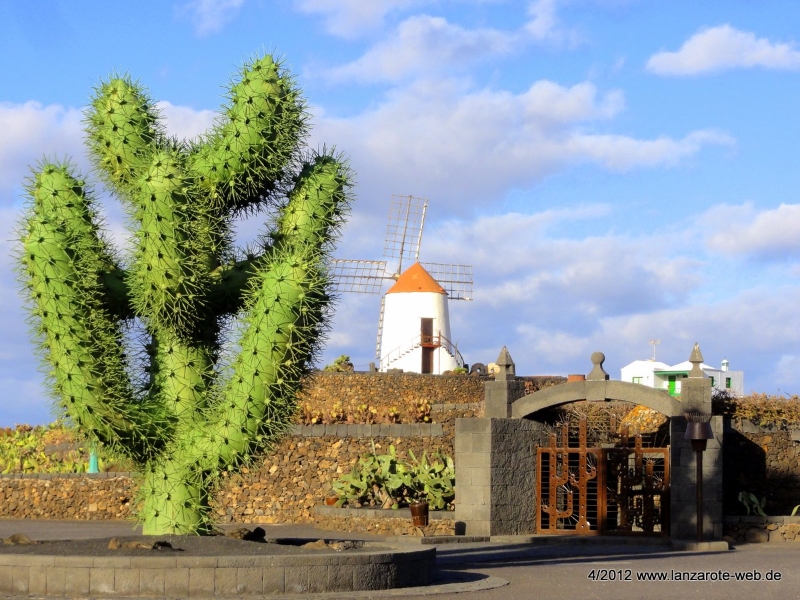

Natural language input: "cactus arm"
[147,331,213,422]
[189,55,306,213]
[204,152,349,316]
[188,154,350,471]
[87,80,227,317]
[204,247,329,467]
[127,147,213,337]
[272,153,350,253]
[17,163,167,461]
[85,77,162,193]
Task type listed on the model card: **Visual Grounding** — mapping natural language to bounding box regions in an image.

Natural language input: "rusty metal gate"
[536,418,669,536]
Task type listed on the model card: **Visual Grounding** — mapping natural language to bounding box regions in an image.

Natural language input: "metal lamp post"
[684,412,714,542]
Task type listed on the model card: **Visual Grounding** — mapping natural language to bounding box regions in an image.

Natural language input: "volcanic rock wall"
[0,372,484,533]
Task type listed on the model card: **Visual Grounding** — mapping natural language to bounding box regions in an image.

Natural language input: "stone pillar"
[484,347,526,418]
[670,343,724,540]
[454,417,537,536]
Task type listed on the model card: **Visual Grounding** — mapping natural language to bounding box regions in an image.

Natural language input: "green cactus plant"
[738,491,767,517]
[408,450,455,510]
[16,54,352,535]
[331,444,414,509]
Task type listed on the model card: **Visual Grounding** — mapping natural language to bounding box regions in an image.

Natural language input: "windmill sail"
[420,262,473,300]
[329,259,389,294]
[384,195,427,274]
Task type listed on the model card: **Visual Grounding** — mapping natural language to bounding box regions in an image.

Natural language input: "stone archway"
[512,379,683,419]
[454,347,723,542]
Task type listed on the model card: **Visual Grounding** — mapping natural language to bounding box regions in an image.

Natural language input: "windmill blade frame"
[329,259,390,294]
[384,195,428,274]
[420,262,473,301]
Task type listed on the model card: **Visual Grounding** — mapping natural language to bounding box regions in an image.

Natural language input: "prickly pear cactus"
[16,54,351,534]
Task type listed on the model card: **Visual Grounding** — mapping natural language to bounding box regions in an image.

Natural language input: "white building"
[621,357,744,397]
[378,262,463,374]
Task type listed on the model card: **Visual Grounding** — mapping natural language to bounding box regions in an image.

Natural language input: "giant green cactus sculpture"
[16,54,351,535]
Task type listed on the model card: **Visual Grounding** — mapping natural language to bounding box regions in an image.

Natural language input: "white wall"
[620,359,744,396]
[379,291,459,374]
[621,360,670,389]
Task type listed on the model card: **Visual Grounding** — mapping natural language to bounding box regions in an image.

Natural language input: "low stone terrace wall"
[0,404,478,536]
[0,473,134,520]
[297,371,486,407]
[724,516,800,544]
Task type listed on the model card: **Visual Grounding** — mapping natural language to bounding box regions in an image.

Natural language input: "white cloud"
[294,0,419,39]
[312,78,733,209]
[325,2,579,83]
[179,0,245,37]
[0,101,84,197]
[329,14,517,83]
[647,24,800,76]
[156,101,217,142]
[566,129,734,171]
[705,203,800,260]
[525,0,579,46]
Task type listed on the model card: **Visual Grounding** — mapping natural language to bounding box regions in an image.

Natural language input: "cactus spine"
[17,55,351,534]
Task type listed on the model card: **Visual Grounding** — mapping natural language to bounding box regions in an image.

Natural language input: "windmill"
[331,195,473,374]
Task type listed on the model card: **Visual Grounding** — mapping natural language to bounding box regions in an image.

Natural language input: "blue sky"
[2,0,800,424]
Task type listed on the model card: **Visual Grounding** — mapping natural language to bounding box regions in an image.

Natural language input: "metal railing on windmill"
[330,195,473,375]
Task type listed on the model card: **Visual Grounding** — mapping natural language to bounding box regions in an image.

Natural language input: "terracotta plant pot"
[410,501,429,527]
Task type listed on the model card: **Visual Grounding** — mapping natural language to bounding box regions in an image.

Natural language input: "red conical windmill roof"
[386,262,446,295]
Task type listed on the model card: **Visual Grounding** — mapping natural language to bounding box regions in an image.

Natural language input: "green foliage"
[324,355,354,372]
[16,53,351,535]
[738,491,767,516]
[407,449,455,510]
[0,421,132,474]
[331,444,455,510]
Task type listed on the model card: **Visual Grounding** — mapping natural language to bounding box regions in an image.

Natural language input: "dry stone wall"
[210,404,478,532]
[0,373,483,535]
[723,418,800,516]
[301,371,487,404]
[724,517,800,544]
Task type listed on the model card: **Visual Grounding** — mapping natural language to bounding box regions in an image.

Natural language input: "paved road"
[2,519,800,599]
[425,542,800,600]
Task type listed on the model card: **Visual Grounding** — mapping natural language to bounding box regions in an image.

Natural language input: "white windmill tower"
[331,195,473,374]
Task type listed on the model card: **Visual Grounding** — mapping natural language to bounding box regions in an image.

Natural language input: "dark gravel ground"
[0,533,389,557]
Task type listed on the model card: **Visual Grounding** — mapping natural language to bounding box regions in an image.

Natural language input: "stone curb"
[0,573,508,600]
[313,506,455,520]
[0,546,435,596]
[670,540,730,552]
